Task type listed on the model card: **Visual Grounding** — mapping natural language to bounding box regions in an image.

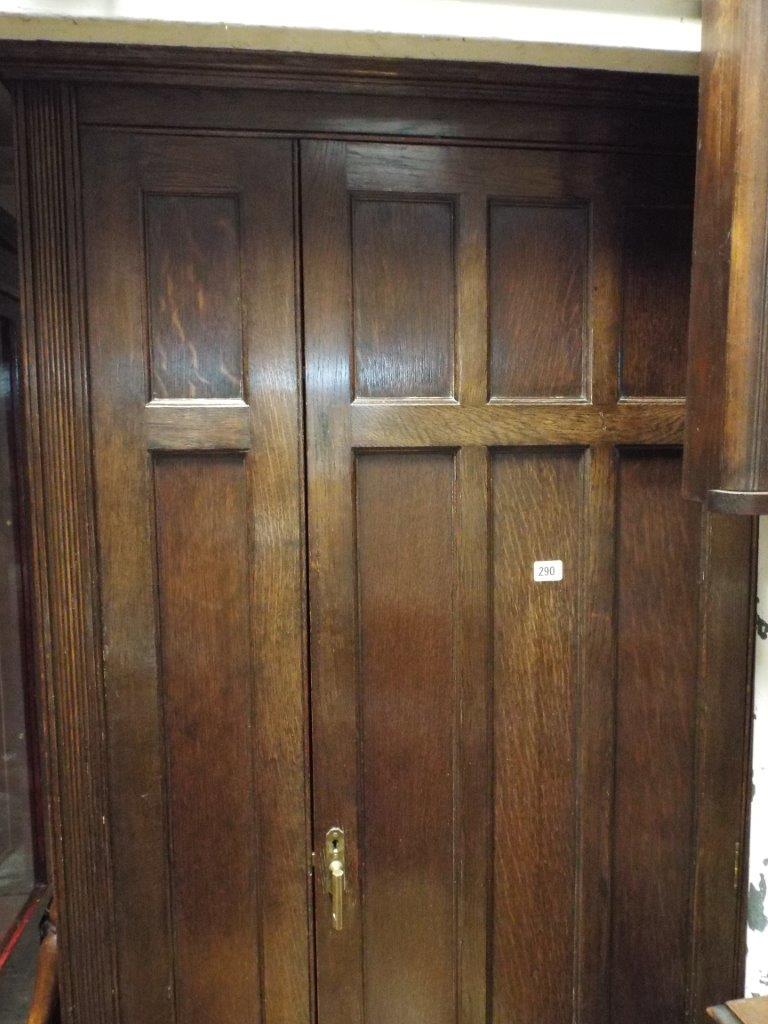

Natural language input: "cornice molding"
[0,39,697,109]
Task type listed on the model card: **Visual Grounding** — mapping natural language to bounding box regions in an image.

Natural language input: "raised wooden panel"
[489,203,587,399]
[491,448,584,1024]
[154,454,259,1023]
[351,198,454,399]
[621,206,693,398]
[612,450,700,1024]
[83,130,309,1024]
[355,451,457,1024]
[145,193,243,399]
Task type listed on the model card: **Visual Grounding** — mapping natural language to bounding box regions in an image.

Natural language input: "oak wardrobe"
[0,44,755,1024]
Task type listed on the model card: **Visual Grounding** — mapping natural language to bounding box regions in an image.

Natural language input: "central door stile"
[302,140,366,1024]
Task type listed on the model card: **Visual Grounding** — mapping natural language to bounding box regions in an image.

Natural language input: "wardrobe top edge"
[0,39,698,110]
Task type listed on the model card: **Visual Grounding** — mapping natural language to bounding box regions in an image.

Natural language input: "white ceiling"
[0,0,701,74]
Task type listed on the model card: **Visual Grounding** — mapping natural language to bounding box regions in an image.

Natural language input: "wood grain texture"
[302,141,364,1024]
[349,401,685,448]
[356,452,457,1024]
[82,130,310,1024]
[42,47,697,157]
[154,455,259,1024]
[684,0,768,506]
[574,445,617,1024]
[12,81,117,1024]
[2,50,753,1024]
[684,0,741,500]
[489,202,587,398]
[145,193,243,399]
[144,399,251,451]
[621,205,693,397]
[612,450,701,1024]
[352,197,454,398]
[491,448,583,1024]
[301,131,748,1024]
[690,514,756,1022]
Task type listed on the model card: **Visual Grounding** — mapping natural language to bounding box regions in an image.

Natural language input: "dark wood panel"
[489,203,587,398]
[13,81,117,1024]
[491,448,584,1024]
[612,450,701,1024]
[690,513,755,1020]
[621,205,692,397]
[154,455,259,1024]
[83,129,310,1024]
[145,193,243,400]
[356,451,457,1024]
[2,58,752,1024]
[64,53,697,156]
[352,198,454,398]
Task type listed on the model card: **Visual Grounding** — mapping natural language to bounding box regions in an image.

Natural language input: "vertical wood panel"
[621,206,693,398]
[489,203,587,399]
[13,81,118,1024]
[83,130,309,1024]
[491,448,584,1024]
[689,513,755,1020]
[356,451,457,1024]
[575,445,617,1024]
[145,193,243,400]
[302,141,365,1024]
[612,450,700,1024]
[352,197,454,399]
[154,455,259,1024]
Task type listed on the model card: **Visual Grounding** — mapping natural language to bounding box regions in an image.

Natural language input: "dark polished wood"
[12,81,117,1024]
[684,0,768,511]
[300,135,742,1024]
[0,48,754,1024]
[80,129,310,1024]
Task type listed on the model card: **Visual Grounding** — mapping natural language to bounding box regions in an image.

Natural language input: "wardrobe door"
[302,140,702,1024]
[80,132,310,1024]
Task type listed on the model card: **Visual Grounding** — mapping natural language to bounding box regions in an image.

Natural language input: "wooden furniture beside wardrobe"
[0,42,757,1024]
[685,0,768,511]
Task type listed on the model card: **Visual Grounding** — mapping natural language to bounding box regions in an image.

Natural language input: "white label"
[533,559,563,582]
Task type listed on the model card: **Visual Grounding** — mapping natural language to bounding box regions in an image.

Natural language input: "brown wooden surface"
[612,451,701,1023]
[13,82,117,1024]
[0,54,754,1024]
[301,135,734,1024]
[80,131,310,1023]
[684,0,768,509]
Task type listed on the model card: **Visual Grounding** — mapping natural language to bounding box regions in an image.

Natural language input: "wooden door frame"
[0,41,755,1024]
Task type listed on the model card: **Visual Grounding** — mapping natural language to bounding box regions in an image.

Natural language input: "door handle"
[325,827,346,931]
